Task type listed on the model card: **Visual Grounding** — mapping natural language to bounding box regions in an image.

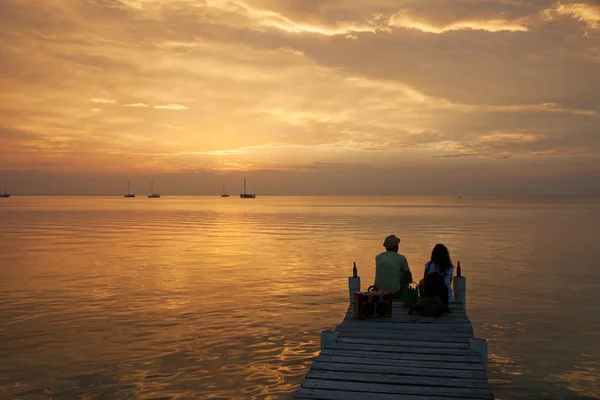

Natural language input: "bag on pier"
[422,270,449,305]
[409,296,451,317]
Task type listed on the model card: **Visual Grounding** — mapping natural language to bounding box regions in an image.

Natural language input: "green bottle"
[403,282,418,308]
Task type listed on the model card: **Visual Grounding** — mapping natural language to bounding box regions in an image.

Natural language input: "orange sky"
[1,0,599,195]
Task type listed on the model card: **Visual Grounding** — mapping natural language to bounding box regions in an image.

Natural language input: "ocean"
[0,196,599,399]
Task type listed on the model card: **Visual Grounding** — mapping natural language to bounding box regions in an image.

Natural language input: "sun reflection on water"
[1,196,599,399]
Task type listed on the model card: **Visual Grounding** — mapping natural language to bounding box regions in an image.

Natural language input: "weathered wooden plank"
[317,354,485,372]
[337,337,469,349]
[336,324,474,336]
[336,329,472,343]
[347,305,466,313]
[339,319,474,331]
[319,348,482,363]
[337,326,474,338]
[389,300,465,309]
[342,318,472,326]
[306,370,490,389]
[339,317,472,326]
[344,310,470,324]
[301,379,494,399]
[295,388,475,400]
[336,327,475,339]
[341,317,474,326]
[312,360,487,380]
[329,342,471,356]
[383,304,465,314]
[390,300,463,305]
[344,310,469,320]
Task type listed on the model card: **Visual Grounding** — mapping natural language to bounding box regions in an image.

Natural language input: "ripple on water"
[1,196,600,399]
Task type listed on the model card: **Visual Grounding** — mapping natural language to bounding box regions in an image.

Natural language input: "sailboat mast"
[128,180,131,194]
[244,177,246,194]
[151,180,154,194]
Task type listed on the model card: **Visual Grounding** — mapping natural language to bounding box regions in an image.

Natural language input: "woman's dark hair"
[430,244,453,276]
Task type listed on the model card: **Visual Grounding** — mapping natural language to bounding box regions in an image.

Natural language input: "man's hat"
[383,234,401,249]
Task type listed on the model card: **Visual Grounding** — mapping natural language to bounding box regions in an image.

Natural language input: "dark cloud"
[435,153,480,158]
[0,127,41,142]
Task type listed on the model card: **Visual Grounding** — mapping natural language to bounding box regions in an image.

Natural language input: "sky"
[0,0,599,196]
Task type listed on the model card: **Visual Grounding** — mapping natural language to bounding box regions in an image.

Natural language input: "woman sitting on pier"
[419,243,454,305]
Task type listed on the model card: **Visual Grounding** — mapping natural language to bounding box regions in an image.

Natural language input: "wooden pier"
[293,274,494,400]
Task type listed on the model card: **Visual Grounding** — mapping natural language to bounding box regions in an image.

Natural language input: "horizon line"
[2,194,599,198]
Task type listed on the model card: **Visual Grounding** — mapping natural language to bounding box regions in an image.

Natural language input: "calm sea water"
[0,196,599,400]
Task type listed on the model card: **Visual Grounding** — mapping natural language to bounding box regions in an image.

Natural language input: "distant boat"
[124,181,135,198]
[148,180,160,198]
[0,190,10,198]
[220,184,230,198]
[240,177,256,199]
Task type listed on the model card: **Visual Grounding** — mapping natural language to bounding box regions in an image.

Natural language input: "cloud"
[154,104,188,110]
[124,103,149,107]
[278,47,304,56]
[389,12,528,33]
[434,153,480,159]
[543,2,600,28]
[0,0,599,194]
[198,0,391,37]
[90,98,116,104]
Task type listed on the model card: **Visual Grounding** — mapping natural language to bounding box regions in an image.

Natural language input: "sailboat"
[220,184,230,198]
[239,177,256,198]
[0,189,10,198]
[148,180,160,198]
[124,181,135,198]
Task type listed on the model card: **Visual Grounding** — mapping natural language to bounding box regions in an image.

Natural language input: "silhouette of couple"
[372,235,455,305]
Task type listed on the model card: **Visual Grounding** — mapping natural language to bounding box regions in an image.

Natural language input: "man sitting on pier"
[373,235,413,298]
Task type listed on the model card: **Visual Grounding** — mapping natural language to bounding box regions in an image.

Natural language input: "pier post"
[348,262,361,304]
[453,276,467,310]
[320,329,338,350]
[470,337,488,373]
[348,276,360,304]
